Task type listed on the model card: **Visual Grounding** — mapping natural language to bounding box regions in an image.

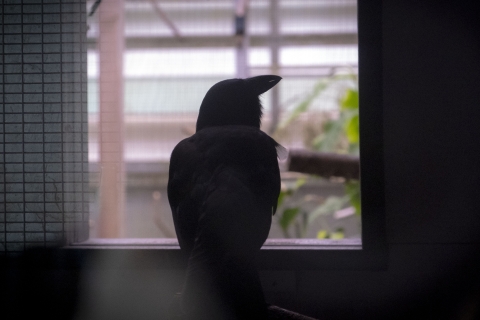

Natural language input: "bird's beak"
[246,75,282,96]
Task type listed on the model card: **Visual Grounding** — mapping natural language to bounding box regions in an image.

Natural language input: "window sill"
[63,238,386,270]
[69,238,362,250]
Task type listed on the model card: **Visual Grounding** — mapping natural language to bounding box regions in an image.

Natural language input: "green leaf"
[331,228,345,239]
[277,79,332,130]
[317,230,329,239]
[312,116,345,152]
[277,191,287,208]
[341,89,359,111]
[308,196,349,225]
[279,207,301,232]
[345,180,361,216]
[277,178,306,208]
[345,114,359,144]
[294,177,307,189]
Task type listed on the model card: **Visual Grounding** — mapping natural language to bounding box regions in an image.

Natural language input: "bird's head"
[196,75,282,131]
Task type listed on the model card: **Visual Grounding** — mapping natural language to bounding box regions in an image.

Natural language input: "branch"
[288,149,359,180]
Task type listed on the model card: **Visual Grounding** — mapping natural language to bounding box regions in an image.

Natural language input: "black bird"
[168,75,284,319]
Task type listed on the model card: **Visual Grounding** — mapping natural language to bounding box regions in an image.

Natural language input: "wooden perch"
[288,149,360,180]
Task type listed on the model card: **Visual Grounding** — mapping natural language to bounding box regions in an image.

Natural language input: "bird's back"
[168,125,280,254]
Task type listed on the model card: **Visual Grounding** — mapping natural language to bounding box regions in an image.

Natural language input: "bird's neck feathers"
[196,100,263,131]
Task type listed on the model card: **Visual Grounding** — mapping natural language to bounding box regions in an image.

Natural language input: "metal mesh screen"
[1,0,89,255]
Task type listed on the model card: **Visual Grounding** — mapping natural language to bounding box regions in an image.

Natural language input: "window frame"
[66,0,386,271]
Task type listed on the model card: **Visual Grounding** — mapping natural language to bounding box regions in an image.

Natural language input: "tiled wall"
[1,0,89,255]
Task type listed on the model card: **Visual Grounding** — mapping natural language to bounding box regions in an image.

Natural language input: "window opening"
[86,0,360,241]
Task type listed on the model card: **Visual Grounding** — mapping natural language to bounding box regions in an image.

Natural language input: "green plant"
[275,74,360,239]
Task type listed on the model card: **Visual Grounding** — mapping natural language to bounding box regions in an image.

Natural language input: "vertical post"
[98,0,125,238]
[235,0,250,78]
[269,0,280,133]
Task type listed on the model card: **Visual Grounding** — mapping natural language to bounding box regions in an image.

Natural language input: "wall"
[291,1,480,319]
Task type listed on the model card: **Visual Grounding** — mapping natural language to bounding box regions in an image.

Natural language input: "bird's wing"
[168,137,206,253]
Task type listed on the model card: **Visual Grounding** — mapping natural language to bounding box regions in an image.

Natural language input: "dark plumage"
[168,75,283,319]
